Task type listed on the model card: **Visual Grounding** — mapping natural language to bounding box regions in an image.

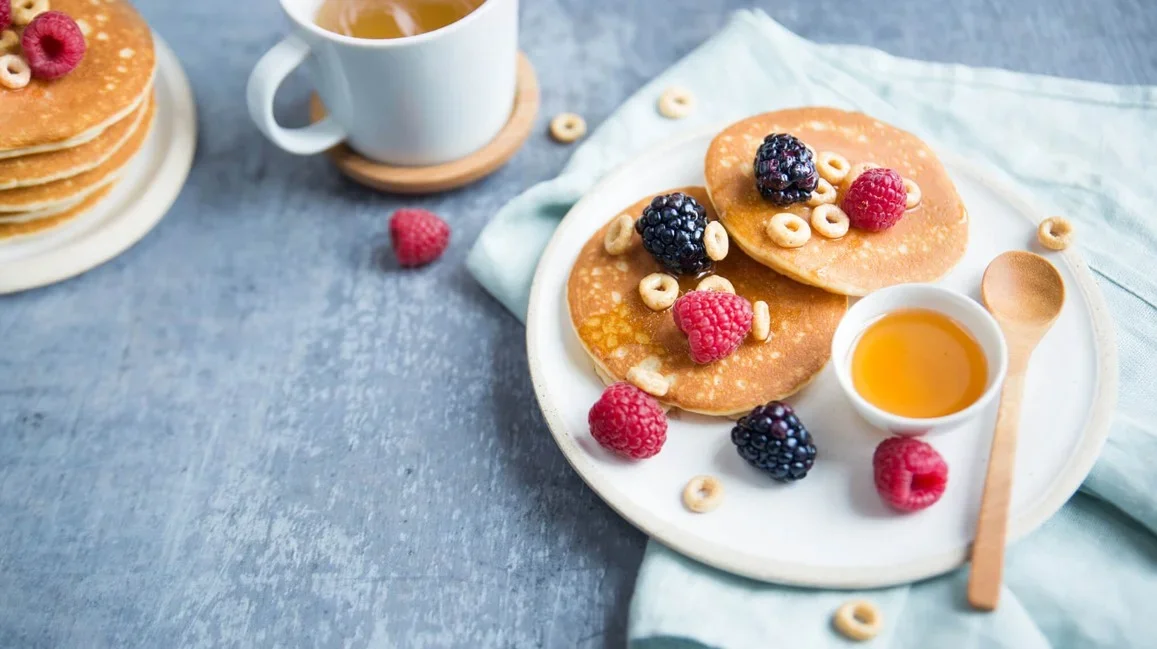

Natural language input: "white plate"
[526,127,1117,588]
[0,36,197,294]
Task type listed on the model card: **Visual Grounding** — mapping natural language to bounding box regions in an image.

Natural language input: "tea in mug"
[315,0,486,39]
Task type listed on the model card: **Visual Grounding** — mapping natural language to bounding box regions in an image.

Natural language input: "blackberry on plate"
[635,192,713,275]
[753,134,819,206]
[731,401,817,482]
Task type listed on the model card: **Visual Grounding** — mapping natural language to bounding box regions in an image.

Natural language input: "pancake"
[0,94,150,190]
[0,94,155,212]
[0,184,113,240]
[705,108,968,296]
[0,0,156,158]
[567,187,847,417]
[0,194,89,223]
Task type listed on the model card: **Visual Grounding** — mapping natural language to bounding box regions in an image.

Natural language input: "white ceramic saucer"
[526,127,1117,588]
[0,36,197,294]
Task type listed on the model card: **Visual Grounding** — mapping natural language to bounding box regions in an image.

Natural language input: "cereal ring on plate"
[843,161,880,188]
[816,151,850,184]
[682,475,724,513]
[696,275,735,294]
[627,365,669,397]
[703,221,729,261]
[903,178,922,209]
[1038,216,1074,250]
[639,273,678,311]
[658,87,695,119]
[550,113,586,143]
[603,213,636,255]
[810,204,850,239]
[807,178,837,207]
[0,54,31,90]
[0,30,19,53]
[833,600,882,642]
[12,0,49,26]
[751,300,771,342]
[766,212,810,248]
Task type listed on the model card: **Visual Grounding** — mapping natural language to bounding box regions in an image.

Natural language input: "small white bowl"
[831,284,1009,436]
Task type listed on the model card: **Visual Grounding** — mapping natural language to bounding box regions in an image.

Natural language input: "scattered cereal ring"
[816,151,850,184]
[658,86,695,119]
[603,213,636,255]
[0,30,19,53]
[833,600,882,642]
[639,273,678,311]
[627,365,669,397]
[807,178,837,207]
[903,178,922,209]
[752,300,771,342]
[682,475,724,513]
[12,0,49,26]
[550,112,586,143]
[0,54,31,90]
[766,212,810,248]
[810,204,850,239]
[844,161,880,188]
[1037,216,1074,251]
[696,275,735,294]
[703,221,729,261]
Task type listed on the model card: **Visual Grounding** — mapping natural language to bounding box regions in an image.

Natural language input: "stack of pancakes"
[568,108,968,417]
[0,0,156,240]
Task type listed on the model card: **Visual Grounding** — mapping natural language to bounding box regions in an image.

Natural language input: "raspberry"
[873,437,949,512]
[588,383,667,459]
[0,3,10,32]
[389,208,450,267]
[841,167,907,232]
[672,290,753,364]
[21,12,86,80]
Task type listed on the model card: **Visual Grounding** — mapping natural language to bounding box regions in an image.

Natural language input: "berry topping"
[873,437,948,512]
[841,167,907,232]
[588,382,667,459]
[753,134,819,206]
[389,208,450,267]
[0,3,10,32]
[731,401,817,482]
[21,11,86,80]
[635,192,712,275]
[672,290,753,364]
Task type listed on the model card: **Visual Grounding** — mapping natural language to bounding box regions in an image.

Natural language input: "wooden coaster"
[309,52,539,195]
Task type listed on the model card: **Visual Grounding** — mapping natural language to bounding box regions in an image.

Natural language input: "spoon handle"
[967,370,1026,611]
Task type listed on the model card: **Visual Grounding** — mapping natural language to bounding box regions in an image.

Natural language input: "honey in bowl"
[315,0,485,39]
[851,309,988,419]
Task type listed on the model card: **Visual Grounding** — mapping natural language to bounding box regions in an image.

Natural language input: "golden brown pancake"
[0,94,155,212]
[0,96,149,190]
[0,0,156,157]
[0,184,113,240]
[705,108,968,296]
[568,187,847,417]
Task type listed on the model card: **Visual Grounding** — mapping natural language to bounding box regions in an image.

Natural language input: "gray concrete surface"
[1,0,1154,647]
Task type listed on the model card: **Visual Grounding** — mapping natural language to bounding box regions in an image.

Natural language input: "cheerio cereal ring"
[1038,216,1074,251]
[833,600,882,642]
[806,178,837,207]
[0,30,19,53]
[639,273,678,311]
[682,475,724,513]
[766,212,810,248]
[810,204,850,239]
[816,151,850,184]
[843,161,880,188]
[696,275,735,294]
[703,221,729,261]
[751,300,771,341]
[903,178,922,209]
[658,87,695,119]
[603,213,636,255]
[550,113,586,143]
[0,54,31,90]
[627,365,669,397]
[13,0,49,26]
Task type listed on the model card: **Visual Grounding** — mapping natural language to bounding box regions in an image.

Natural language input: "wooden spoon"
[968,251,1065,610]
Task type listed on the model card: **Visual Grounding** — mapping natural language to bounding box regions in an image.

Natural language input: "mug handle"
[246,35,346,155]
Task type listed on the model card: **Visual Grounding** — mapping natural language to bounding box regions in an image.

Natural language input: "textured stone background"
[1,0,1154,647]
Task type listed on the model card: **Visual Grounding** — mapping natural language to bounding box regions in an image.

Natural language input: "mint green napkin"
[467,11,1157,648]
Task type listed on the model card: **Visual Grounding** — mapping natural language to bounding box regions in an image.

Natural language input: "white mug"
[247,0,519,166]
[831,284,1009,436]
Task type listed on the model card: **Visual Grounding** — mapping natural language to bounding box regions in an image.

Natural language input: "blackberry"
[635,192,713,276]
[753,134,819,206]
[730,401,817,482]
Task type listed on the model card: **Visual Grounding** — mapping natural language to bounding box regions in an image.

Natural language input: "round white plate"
[0,36,197,294]
[526,127,1117,588]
